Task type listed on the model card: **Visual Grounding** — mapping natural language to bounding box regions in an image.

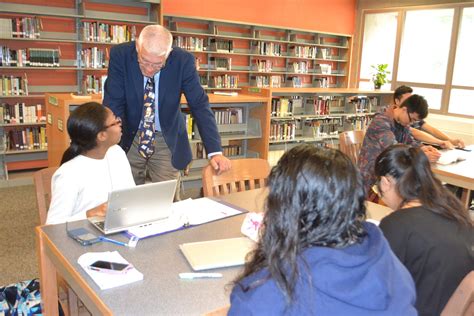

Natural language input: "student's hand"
[439,140,454,149]
[421,145,441,163]
[86,203,107,218]
[449,138,465,148]
[209,154,231,175]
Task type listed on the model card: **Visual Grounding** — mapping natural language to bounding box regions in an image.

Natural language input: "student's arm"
[421,123,465,148]
[410,127,454,149]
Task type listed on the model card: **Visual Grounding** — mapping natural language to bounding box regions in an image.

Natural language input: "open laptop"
[88,179,177,235]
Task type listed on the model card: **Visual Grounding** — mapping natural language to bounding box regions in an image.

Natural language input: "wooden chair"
[33,167,58,225]
[339,130,366,164]
[441,271,474,316]
[202,158,270,197]
[33,166,79,316]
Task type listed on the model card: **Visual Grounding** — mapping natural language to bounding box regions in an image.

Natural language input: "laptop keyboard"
[95,221,105,230]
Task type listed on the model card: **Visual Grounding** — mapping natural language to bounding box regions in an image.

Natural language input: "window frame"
[355,3,474,118]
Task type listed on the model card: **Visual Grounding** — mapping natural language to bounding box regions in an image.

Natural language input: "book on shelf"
[0,17,42,39]
[80,47,106,69]
[193,143,242,159]
[210,57,232,70]
[82,22,136,44]
[250,41,282,56]
[0,102,46,124]
[173,36,205,51]
[213,108,243,124]
[211,74,238,89]
[5,126,47,151]
[289,45,316,59]
[0,75,28,96]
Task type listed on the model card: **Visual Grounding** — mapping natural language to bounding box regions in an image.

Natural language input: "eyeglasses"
[137,55,167,71]
[406,111,420,125]
[105,116,122,129]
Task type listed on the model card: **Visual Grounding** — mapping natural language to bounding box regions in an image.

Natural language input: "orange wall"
[163,0,356,35]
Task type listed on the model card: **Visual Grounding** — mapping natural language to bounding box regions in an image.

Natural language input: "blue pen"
[99,236,128,247]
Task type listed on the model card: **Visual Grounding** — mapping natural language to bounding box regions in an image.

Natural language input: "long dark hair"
[374,144,472,226]
[235,144,367,303]
[60,102,108,165]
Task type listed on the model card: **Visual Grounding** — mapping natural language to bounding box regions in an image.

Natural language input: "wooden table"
[36,188,392,315]
[432,145,474,209]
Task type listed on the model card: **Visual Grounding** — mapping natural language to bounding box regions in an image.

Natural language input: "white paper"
[127,198,242,239]
[77,251,143,290]
[437,149,469,165]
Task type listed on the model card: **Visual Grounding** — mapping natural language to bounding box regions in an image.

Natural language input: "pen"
[179,272,223,279]
[455,147,471,152]
[99,236,128,247]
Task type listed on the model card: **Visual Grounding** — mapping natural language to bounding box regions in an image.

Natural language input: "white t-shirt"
[46,145,135,225]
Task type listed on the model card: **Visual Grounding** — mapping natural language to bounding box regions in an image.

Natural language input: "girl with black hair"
[375,144,474,316]
[229,144,416,315]
[46,102,135,224]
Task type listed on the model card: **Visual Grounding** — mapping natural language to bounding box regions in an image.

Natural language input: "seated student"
[391,85,465,149]
[358,94,440,199]
[46,102,135,225]
[374,144,474,316]
[229,144,416,315]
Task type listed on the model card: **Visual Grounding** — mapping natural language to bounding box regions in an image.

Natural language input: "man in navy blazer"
[103,25,231,189]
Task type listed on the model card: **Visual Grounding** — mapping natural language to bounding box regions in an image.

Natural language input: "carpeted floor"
[0,185,40,286]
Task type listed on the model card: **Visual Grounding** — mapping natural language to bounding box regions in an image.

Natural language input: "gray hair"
[136,25,173,56]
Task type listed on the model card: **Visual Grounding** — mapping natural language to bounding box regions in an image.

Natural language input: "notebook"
[88,179,177,235]
[179,237,256,271]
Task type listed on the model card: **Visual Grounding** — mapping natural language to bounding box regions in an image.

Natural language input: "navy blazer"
[103,42,222,170]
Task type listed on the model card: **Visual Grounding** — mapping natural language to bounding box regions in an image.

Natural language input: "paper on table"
[127,198,243,239]
[437,149,469,165]
[77,251,143,290]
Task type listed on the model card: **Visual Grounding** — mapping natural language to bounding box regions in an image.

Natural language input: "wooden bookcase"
[243,87,393,166]
[163,15,352,92]
[43,92,270,188]
[0,0,161,176]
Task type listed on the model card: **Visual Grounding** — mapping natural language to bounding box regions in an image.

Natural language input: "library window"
[359,5,474,117]
[359,12,398,90]
[398,9,453,85]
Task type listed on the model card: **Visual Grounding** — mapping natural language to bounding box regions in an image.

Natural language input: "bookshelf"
[242,87,393,166]
[164,15,352,91]
[0,0,162,176]
[44,92,270,189]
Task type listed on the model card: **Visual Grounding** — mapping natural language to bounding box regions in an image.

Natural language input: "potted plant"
[371,64,390,89]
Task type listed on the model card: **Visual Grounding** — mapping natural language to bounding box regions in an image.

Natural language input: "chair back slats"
[339,130,366,164]
[202,158,271,197]
[33,167,59,225]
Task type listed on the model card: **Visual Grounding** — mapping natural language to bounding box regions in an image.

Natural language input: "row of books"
[0,47,60,68]
[173,36,205,51]
[214,108,243,125]
[1,75,28,96]
[81,22,136,44]
[314,77,330,88]
[0,102,46,124]
[303,118,342,137]
[79,47,107,69]
[82,75,106,94]
[254,75,282,88]
[210,57,232,70]
[210,39,234,53]
[289,45,317,59]
[343,115,374,131]
[348,96,378,113]
[0,17,42,39]
[4,126,47,151]
[305,97,345,115]
[253,59,273,73]
[289,61,310,74]
[193,143,241,159]
[270,120,296,141]
[211,75,238,89]
[316,64,332,75]
[250,41,283,56]
[271,97,303,117]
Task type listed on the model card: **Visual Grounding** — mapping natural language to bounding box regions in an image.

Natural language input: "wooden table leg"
[461,189,471,210]
[36,226,59,316]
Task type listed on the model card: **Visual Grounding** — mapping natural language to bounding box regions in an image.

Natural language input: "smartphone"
[88,260,133,274]
[67,228,100,246]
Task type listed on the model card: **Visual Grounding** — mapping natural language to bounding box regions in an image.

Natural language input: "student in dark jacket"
[229,144,417,315]
[375,144,474,316]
